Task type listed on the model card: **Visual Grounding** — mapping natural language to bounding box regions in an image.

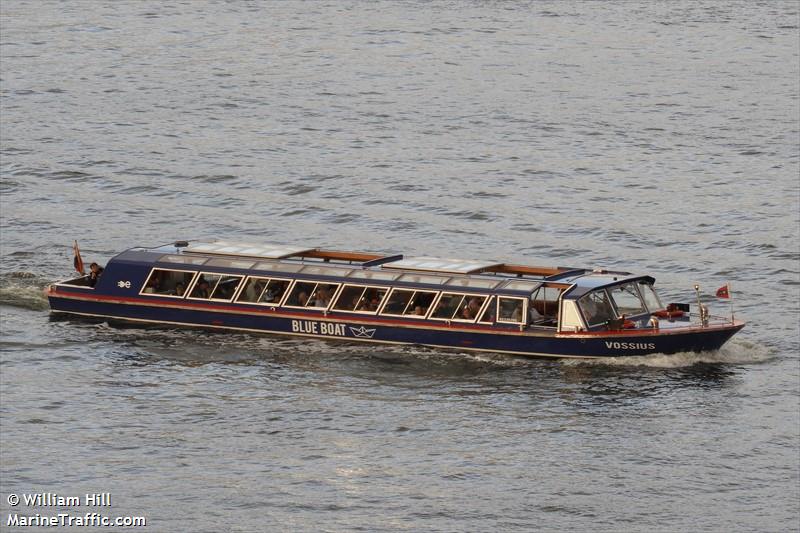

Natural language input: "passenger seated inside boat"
[405,292,436,317]
[143,278,159,293]
[245,280,266,301]
[360,289,384,311]
[312,287,332,307]
[357,297,377,312]
[308,284,337,308]
[174,283,186,296]
[212,277,239,300]
[295,291,309,306]
[261,281,289,303]
[192,279,211,299]
[88,263,104,288]
[460,297,483,320]
[497,297,525,324]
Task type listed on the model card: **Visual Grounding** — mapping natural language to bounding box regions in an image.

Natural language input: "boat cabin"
[56,241,667,333]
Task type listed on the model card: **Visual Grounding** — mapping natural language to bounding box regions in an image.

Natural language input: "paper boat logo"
[349,326,376,339]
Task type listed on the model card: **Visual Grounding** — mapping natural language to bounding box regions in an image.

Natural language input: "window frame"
[185,271,245,303]
[234,275,294,307]
[477,296,497,324]
[208,274,246,302]
[377,288,439,319]
[428,291,490,323]
[139,268,198,299]
[281,280,341,311]
[496,296,528,325]
[529,285,564,327]
[329,283,391,315]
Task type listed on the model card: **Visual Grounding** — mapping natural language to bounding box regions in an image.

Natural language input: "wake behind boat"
[47,240,744,358]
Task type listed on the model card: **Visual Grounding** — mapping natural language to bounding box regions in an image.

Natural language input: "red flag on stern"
[716,284,730,299]
[73,240,85,275]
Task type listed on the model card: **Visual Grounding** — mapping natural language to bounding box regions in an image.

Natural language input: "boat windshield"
[637,280,663,312]
[608,283,647,316]
[578,290,616,326]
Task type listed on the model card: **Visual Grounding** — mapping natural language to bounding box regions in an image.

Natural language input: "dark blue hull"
[48,292,744,359]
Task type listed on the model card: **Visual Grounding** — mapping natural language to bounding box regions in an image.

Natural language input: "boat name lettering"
[117,280,131,289]
[605,341,656,350]
[291,320,346,337]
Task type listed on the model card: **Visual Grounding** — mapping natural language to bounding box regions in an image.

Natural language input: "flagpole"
[730,281,734,323]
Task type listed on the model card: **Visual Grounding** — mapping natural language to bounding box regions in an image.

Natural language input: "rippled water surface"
[1,2,799,531]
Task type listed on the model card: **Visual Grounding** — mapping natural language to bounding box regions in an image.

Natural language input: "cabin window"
[608,283,646,316]
[236,277,291,304]
[188,273,220,299]
[284,281,339,309]
[530,286,562,325]
[141,269,197,297]
[578,290,616,326]
[259,279,291,304]
[497,297,526,324]
[478,296,496,324]
[431,294,463,319]
[381,289,414,314]
[187,272,244,301]
[209,275,244,301]
[379,289,437,318]
[331,285,388,313]
[637,281,663,312]
[237,277,267,303]
[430,293,487,321]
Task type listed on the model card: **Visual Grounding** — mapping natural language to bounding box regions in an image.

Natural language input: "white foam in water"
[561,338,775,368]
[0,272,51,311]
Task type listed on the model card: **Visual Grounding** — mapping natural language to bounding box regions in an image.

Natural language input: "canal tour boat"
[46,240,745,359]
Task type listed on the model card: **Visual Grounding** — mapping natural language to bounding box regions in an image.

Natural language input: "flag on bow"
[716,284,729,299]
[73,240,85,275]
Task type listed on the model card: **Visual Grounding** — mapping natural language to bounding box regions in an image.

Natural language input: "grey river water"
[1,2,799,532]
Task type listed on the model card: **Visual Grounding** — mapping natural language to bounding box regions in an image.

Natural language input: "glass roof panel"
[183,241,316,259]
[159,254,208,265]
[383,256,500,274]
[205,258,256,270]
[349,270,401,281]
[502,280,543,292]
[396,273,451,285]
[445,277,503,289]
[253,261,305,273]
[299,265,353,277]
